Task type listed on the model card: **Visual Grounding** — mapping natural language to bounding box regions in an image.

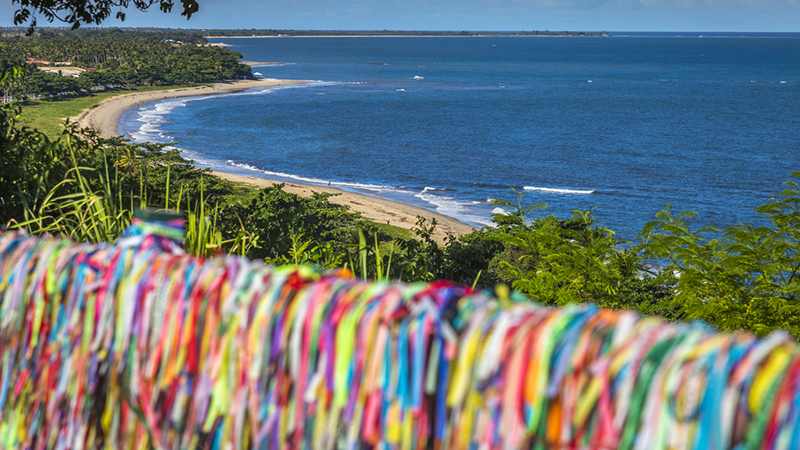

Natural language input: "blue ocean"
[118,32,800,240]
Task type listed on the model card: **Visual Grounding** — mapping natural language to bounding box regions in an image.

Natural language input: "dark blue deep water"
[119,33,800,239]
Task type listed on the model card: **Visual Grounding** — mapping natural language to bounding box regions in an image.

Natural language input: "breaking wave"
[523,186,595,195]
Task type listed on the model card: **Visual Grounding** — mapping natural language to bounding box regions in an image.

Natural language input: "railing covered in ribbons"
[0,224,799,450]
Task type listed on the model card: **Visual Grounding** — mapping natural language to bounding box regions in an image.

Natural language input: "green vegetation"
[639,187,800,336]
[10,1,199,32]
[1,28,251,105]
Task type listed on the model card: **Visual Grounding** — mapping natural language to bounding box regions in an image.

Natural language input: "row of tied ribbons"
[0,226,799,450]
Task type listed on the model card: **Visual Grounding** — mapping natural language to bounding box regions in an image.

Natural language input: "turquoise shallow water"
[118,33,800,239]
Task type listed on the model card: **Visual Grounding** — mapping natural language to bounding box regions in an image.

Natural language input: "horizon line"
[1,26,799,33]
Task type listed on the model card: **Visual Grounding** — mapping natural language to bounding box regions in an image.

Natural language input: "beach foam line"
[226,161,398,191]
[415,187,493,226]
[126,99,188,142]
[181,81,328,103]
[125,83,328,143]
[227,161,492,226]
[523,186,595,195]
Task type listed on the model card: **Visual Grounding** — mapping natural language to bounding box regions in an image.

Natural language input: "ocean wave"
[415,188,493,226]
[134,100,185,124]
[227,162,492,226]
[225,161,396,191]
[126,82,354,142]
[127,84,326,142]
[126,100,188,143]
[523,186,595,195]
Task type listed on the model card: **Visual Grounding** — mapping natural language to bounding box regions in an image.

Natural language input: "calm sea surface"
[119,33,800,239]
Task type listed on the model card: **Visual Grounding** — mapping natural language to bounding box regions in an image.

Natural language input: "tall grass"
[10,137,254,258]
[14,137,132,242]
[348,228,397,280]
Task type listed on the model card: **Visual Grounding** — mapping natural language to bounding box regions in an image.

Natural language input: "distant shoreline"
[72,79,476,242]
[206,34,609,39]
[205,30,609,39]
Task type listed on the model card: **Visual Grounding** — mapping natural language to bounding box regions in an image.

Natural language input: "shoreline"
[73,79,478,242]
[205,35,605,39]
[73,79,309,140]
[241,61,283,66]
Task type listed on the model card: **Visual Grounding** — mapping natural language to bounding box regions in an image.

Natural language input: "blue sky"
[2,0,799,31]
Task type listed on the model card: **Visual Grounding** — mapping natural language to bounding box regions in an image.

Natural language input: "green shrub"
[638,173,800,337]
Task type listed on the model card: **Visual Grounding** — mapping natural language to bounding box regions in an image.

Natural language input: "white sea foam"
[492,207,508,215]
[523,186,595,195]
[415,188,493,226]
[127,100,187,142]
[225,161,396,191]
[227,162,491,225]
[126,84,326,144]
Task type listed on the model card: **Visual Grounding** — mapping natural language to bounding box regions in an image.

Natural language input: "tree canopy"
[0,30,251,100]
[11,0,200,32]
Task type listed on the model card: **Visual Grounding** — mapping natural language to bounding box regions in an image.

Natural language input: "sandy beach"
[73,79,477,243]
[214,173,477,242]
[241,61,282,66]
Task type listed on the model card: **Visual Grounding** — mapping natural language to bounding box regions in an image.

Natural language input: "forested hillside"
[0,28,251,99]
[203,28,608,36]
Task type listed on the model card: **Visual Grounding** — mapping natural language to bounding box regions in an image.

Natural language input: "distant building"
[38,66,85,78]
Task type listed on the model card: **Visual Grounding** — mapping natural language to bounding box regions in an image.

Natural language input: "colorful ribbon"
[0,225,799,450]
